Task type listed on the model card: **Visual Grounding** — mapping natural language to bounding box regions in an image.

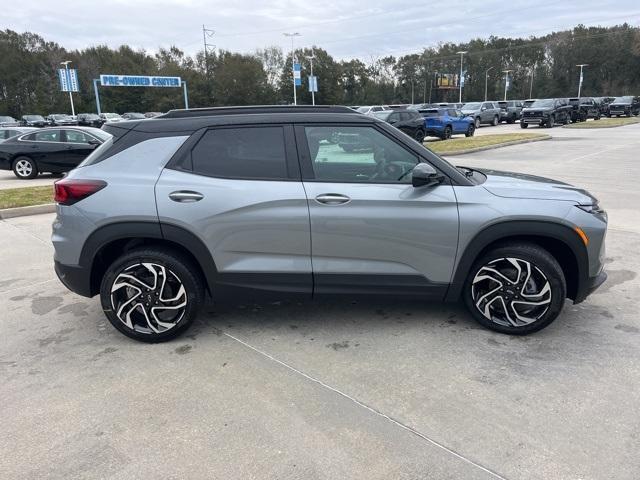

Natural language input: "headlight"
[577,203,605,214]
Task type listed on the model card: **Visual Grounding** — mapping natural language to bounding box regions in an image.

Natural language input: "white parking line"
[224,331,510,480]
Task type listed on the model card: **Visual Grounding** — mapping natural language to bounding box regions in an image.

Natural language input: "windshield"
[77,132,114,167]
[530,99,554,108]
[88,128,112,141]
[125,113,146,119]
[0,116,16,122]
[419,110,440,117]
[613,96,633,103]
[104,113,121,119]
[25,115,44,121]
[51,114,68,119]
[372,111,392,120]
[356,107,371,113]
[462,103,481,110]
[83,114,100,120]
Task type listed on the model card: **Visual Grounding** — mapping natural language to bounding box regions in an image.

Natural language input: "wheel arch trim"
[445,220,589,302]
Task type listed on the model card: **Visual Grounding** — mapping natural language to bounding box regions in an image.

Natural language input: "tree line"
[1,23,639,117]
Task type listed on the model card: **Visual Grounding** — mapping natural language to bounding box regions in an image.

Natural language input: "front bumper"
[521,117,546,124]
[54,260,93,298]
[574,270,607,304]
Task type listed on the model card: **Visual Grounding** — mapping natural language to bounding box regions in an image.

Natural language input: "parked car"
[567,98,601,122]
[593,97,615,117]
[46,114,78,126]
[520,98,571,128]
[50,105,607,342]
[372,109,426,142]
[461,102,501,128]
[20,115,47,128]
[608,96,640,117]
[496,100,523,123]
[99,113,123,123]
[356,106,388,115]
[122,112,146,120]
[0,127,37,141]
[418,107,475,139]
[0,127,110,179]
[145,112,162,118]
[77,113,105,128]
[0,116,19,127]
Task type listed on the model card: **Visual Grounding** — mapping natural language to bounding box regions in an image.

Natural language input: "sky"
[3,0,639,60]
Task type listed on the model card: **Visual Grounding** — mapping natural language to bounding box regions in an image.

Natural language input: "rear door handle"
[315,193,350,205]
[169,191,204,203]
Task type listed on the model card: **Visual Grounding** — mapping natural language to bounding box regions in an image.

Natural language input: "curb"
[562,121,640,130]
[436,135,551,156]
[0,203,56,220]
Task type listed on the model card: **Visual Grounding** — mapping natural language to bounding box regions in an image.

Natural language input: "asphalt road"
[1,122,639,479]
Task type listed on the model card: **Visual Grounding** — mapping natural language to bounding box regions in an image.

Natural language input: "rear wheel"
[465,124,475,137]
[100,247,204,342]
[12,156,38,179]
[507,115,516,124]
[545,115,555,128]
[464,243,566,335]
[442,126,452,140]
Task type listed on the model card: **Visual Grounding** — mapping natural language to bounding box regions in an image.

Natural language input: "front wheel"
[464,243,566,335]
[13,156,38,179]
[545,115,555,128]
[414,129,425,143]
[442,126,452,140]
[100,247,204,342]
[474,117,481,129]
[492,115,499,126]
[465,124,475,137]
[520,122,529,129]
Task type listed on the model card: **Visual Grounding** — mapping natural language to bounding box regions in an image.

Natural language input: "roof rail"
[160,105,356,119]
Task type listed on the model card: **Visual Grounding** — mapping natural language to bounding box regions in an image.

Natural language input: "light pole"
[456,51,466,103]
[529,63,536,99]
[306,51,316,105]
[484,66,494,101]
[60,60,75,116]
[576,64,588,98]
[503,69,512,101]
[283,33,300,105]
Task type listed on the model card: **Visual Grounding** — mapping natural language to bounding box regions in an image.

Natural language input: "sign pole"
[61,61,76,116]
[183,81,189,109]
[93,79,102,115]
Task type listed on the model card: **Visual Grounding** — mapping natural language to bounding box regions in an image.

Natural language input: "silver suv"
[461,102,502,128]
[52,106,607,342]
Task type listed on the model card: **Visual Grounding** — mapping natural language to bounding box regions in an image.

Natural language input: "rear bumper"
[54,260,93,298]
[574,270,607,304]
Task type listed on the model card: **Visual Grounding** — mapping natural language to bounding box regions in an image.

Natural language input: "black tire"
[463,243,566,335]
[507,115,516,124]
[100,247,204,343]
[474,117,481,129]
[545,115,555,128]
[12,156,38,179]
[492,115,499,126]
[414,129,425,143]
[520,122,528,129]
[594,115,600,121]
[443,126,452,140]
[465,124,475,137]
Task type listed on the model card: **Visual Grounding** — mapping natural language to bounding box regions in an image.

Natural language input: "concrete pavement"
[1,123,640,479]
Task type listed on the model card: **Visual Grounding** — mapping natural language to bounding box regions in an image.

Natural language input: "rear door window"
[24,130,61,142]
[191,126,288,180]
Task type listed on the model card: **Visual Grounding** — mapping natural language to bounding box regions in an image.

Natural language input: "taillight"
[54,179,107,206]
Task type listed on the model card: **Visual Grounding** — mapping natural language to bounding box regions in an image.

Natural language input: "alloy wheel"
[15,159,33,178]
[110,262,188,334]
[471,257,551,327]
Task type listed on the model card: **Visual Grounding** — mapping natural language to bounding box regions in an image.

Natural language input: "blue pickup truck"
[416,107,475,140]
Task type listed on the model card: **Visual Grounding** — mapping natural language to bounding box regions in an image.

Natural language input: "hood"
[522,107,552,112]
[477,168,596,203]
[609,102,631,106]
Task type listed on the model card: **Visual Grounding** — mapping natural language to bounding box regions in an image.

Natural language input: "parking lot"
[1,122,639,479]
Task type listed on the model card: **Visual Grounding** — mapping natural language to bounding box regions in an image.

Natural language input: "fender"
[445,220,589,302]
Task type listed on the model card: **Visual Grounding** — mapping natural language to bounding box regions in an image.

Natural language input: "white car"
[355,105,388,115]
[99,113,123,123]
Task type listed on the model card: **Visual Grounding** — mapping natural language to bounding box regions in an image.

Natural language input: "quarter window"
[304,126,419,184]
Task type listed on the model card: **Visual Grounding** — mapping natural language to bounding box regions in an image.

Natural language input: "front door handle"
[315,193,350,205]
[169,191,204,203]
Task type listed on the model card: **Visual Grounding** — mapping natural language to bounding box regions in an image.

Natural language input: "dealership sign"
[99,74,182,87]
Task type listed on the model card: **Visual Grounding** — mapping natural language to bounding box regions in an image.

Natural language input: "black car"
[47,114,78,126]
[520,98,571,128]
[567,98,601,122]
[608,96,640,117]
[0,115,19,127]
[20,115,47,128]
[0,127,110,179]
[497,100,523,123]
[77,113,105,128]
[593,97,615,116]
[372,109,426,142]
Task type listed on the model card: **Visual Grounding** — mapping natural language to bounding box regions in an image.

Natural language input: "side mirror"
[412,163,444,188]
[88,139,101,146]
